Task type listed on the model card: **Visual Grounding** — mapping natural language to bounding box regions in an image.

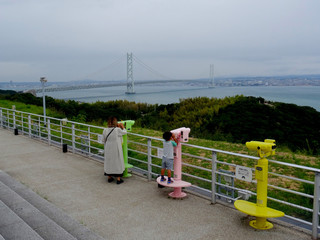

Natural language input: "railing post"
[28,115,31,137]
[147,138,152,181]
[6,110,9,128]
[47,119,51,146]
[72,123,75,153]
[0,109,2,128]
[21,112,24,134]
[211,151,217,204]
[13,110,16,129]
[38,116,41,138]
[312,172,320,240]
[88,126,91,155]
[60,121,63,145]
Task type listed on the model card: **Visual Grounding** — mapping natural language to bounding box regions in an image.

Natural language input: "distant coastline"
[40,85,320,112]
[1,75,319,112]
[1,74,320,92]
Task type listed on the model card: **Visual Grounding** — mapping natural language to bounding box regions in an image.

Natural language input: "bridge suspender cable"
[132,54,177,81]
[84,54,127,80]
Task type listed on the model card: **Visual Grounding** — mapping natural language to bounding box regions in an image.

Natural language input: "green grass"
[0,99,63,117]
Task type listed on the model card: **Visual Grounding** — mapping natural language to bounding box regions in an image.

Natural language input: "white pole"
[40,77,47,126]
[312,172,320,239]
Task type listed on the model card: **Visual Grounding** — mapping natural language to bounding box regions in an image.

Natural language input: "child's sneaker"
[160,176,166,182]
[167,178,174,184]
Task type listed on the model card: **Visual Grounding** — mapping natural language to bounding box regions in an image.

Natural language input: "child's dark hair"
[163,131,172,141]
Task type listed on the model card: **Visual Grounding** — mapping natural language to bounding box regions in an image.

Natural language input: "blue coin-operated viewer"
[119,120,135,177]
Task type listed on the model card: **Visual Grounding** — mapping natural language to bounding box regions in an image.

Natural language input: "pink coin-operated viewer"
[157,127,192,198]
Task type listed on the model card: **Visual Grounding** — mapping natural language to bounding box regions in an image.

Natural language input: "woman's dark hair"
[163,131,172,141]
[108,116,118,127]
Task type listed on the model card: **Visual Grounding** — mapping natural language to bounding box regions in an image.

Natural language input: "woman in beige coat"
[102,117,127,184]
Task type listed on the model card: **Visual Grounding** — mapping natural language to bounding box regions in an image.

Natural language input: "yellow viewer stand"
[234,139,284,230]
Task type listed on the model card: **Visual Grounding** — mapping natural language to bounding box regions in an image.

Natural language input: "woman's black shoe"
[108,177,114,183]
[116,179,124,184]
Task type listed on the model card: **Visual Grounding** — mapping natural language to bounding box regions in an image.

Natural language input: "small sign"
[98,134,103,144]
[61,118,68,126]
[223,175,233,184]
[157,148,163,158]
[235,166,252,182]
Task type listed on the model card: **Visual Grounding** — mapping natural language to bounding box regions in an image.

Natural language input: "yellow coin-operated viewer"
[234,139,284,230]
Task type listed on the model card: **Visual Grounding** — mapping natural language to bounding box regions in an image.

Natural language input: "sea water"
[43,85,320,112]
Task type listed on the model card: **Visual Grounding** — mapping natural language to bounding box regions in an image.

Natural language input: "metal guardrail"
[0,107,319,239]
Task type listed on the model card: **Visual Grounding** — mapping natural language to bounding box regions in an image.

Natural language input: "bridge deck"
[0,128,310,240]
[33,79,197,93]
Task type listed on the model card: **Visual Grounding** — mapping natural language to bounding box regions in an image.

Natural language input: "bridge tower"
[126,53,135,94]
[208,64,215,88]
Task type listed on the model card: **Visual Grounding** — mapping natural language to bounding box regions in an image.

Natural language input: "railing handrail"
[182,142,259,159]
[268,159,320,173]
[0,107,105,130]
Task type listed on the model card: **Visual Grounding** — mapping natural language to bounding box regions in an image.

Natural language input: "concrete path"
[0,128,312,240]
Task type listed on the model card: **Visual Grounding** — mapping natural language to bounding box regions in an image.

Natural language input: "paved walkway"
[0,128,312,240]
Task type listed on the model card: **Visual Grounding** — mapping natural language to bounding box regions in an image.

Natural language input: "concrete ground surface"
[0,128,313,240]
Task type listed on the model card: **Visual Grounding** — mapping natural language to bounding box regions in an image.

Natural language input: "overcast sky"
[1,0,320,82]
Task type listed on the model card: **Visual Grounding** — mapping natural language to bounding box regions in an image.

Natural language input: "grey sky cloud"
[1,0,320,82]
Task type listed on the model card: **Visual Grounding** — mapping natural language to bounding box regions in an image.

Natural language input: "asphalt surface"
[0,128,312,240]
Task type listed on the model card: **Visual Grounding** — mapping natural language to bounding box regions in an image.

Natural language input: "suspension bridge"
[32,53,215,94]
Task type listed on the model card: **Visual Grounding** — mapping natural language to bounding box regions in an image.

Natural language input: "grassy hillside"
[0,99,61,117]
